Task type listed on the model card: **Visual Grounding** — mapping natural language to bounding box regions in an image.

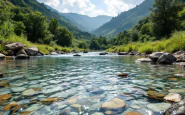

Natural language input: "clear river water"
[0,52,185,115]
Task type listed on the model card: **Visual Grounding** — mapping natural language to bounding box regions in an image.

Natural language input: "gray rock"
[15,49,30,59]
[164,100,185,115]
[157,53,177,64]
[149,52,164,62]
[16,49,27,56]
[5,42,26,51]
[135,58,153,63]
[0,53,5,59]
[36,51,44,56]
[26,47,39,56]
[50,52,58,55]
[118,52,128,55]
[7,50,14,56]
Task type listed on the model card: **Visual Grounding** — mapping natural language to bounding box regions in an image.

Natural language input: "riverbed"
[0,52,185,115]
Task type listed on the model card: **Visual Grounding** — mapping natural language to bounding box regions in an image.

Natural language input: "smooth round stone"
[130,105,141,109]
[147,103,171,112]
[101,98,126,110]
[22,89,36,96]
[164,93,182,102]
[168,89,185,93]
[11,87,26,93]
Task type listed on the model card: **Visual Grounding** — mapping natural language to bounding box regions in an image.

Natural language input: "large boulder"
[157,53,177,64]
[0,53,5,60]
[164,100,185,115]
[149,52,164,62]
[26,47,38,56]
[5,42,26,51]
[16,49,29,59]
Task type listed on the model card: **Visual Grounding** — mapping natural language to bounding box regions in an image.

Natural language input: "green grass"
[107,31,185,53]
[0,35,85,54]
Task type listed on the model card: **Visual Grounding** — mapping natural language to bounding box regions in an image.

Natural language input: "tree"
[89,39,100,50]
[79,42,88,49]
[49,18,59,36]
[130,30,139,41]
[14,21,25,36]
[56,27,74,47]
[24,12,50,43]
[151,0,184,38]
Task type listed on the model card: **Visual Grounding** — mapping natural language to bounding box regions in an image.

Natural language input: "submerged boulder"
[5,42,25,51]
[157,53,177,64]
[149,52,164,62]
[26,47,38,56]
[101,98,126,111]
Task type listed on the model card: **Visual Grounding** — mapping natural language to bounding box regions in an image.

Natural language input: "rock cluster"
[2,42,44,59]
[136,52,179,64]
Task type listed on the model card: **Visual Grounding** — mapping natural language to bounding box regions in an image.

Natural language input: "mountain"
[61,13,112,32]
[93,0,155,37]
[8,0,93,40]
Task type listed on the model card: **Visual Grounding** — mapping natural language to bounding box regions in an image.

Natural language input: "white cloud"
[37,0,144,17]
[104,0,138,16]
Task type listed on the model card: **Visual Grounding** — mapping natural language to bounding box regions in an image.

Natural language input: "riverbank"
[0,35,87,58]
[107,31,185,54]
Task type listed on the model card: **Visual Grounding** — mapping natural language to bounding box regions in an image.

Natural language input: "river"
[0,52,184,115]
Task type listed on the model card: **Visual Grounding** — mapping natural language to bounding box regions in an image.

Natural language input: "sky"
[37,0,145,17]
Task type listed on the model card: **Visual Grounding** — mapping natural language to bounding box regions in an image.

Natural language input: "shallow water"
[0,52,185,115]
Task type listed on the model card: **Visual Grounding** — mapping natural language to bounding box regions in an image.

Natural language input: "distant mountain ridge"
[93,0,155,37]
[45,5,112,32]
[61,13,112,32]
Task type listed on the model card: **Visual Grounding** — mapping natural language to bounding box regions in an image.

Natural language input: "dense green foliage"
[89,37,110,50]
[93,0,155,37]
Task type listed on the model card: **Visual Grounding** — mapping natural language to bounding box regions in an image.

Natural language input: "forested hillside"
[108,0,185,53]
[0,0,91,54]
[93,0,154,37]
[8,0,92,40]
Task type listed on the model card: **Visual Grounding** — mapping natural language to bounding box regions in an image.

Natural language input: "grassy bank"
[0,35,86,54]
[107,31,185,53]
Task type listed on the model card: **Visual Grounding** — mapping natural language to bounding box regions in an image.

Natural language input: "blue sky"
[37,0,144,17]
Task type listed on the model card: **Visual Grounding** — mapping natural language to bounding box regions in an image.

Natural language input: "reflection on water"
[0,52,185,115]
